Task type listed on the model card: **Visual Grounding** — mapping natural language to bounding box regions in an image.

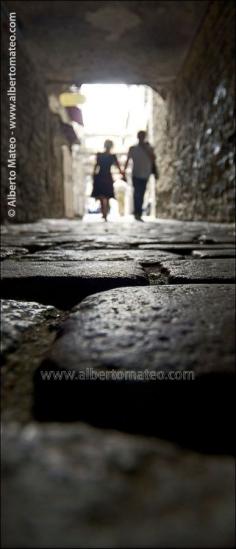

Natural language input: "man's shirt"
[128,143,153,179]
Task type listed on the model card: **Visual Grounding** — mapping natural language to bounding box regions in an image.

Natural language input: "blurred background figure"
[113,177,128,217]
[124,130,158,221]
[91,139,124,221]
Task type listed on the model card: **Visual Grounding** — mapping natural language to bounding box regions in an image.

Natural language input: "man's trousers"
[133,177,148,217]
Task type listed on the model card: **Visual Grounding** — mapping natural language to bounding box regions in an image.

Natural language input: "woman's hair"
[104,139,113,151]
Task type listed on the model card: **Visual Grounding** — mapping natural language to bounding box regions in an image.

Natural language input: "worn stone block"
[34,285,235,452]
[160,259,235,282]
[22,248,182,262]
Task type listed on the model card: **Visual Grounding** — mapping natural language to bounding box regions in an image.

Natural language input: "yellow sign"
[59,92,86,107]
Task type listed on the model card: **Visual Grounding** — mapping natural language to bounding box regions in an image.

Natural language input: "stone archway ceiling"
[7,0,209,94]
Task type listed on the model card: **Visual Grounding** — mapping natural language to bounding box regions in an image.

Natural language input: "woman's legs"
[99,198,105,218]
[103,198,109,220]
[100,197,109,220]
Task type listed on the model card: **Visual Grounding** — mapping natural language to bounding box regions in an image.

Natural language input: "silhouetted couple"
[92,131,158,221]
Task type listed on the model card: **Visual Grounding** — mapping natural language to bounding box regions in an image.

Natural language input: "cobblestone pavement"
[1,217,235,548]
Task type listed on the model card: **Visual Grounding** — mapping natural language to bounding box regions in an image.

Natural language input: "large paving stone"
[21,249,182,262]
[160,258,235,282]
[1,423,234,549]
[34,285,235,453]
[1,260,148,308]
[39,285,235,374]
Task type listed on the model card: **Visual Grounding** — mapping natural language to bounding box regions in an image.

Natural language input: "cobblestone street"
[1,217,235,547]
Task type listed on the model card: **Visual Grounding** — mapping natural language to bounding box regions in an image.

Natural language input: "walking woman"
[92,140,124,221]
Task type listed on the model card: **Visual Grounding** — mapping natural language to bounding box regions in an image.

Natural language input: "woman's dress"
[91,153,117,198]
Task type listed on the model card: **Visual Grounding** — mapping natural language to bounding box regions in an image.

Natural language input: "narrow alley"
[1,1,235,548]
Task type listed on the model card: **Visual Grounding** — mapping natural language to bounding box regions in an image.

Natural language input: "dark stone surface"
[1,423,234,549]
[160,259,235,283]
[34,285,235,452]
[1,260,148,308]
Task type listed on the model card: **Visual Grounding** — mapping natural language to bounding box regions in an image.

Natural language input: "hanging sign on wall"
[59,92,86,107]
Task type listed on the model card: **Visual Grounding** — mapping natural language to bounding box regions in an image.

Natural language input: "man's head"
[137,130,146,144]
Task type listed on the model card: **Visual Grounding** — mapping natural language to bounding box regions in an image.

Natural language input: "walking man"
[124,130,158,221]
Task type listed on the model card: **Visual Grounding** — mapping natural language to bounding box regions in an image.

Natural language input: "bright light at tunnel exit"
[80,84,150,137]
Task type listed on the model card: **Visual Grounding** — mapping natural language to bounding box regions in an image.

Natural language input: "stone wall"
[154,0,235,222]
[1,10,65,222]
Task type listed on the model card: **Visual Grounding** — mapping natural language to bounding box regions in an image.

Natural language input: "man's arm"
[124,148,132,171]
[143,142,156,162]
[143,143,159,179]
